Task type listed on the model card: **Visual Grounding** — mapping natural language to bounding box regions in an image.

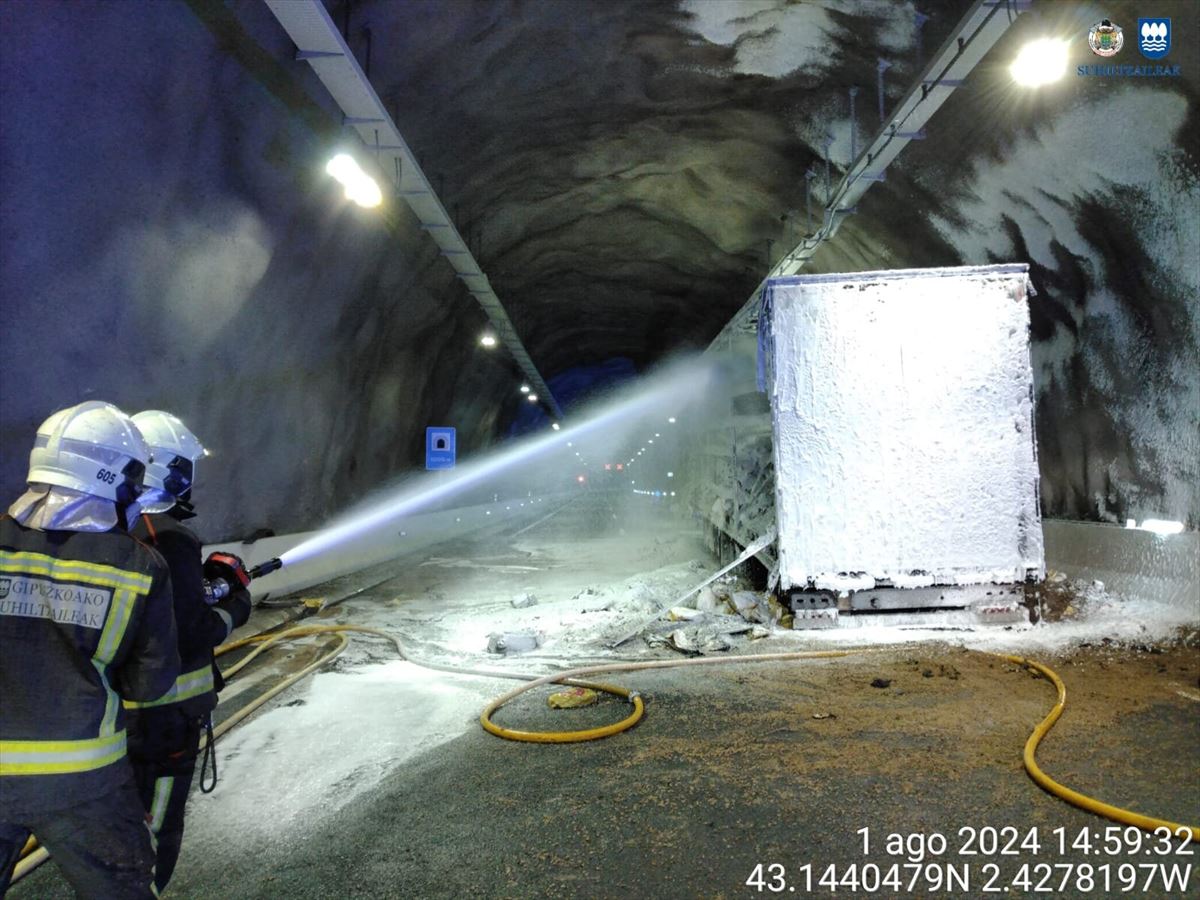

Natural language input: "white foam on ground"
[775,589,1196,657]
[186,660,498,847]
[182,515,1193,858]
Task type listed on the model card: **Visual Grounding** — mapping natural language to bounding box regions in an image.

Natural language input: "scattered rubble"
[637,585,784,654]
[511,592,538,608]
[486,631,543,654]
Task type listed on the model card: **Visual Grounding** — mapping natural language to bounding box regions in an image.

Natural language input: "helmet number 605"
[96,469,118,484]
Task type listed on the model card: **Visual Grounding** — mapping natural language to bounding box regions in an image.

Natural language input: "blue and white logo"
[1138,19,1170,59]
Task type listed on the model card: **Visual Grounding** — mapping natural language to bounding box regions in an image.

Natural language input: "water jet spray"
[258,356,721,581]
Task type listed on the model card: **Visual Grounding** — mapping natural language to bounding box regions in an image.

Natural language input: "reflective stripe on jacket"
[128,513,251,718]
[123,664,214,709]
[0,517,179,813]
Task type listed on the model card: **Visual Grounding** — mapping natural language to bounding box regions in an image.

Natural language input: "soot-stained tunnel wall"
[0,1,525,541]
[1,0,1197,542]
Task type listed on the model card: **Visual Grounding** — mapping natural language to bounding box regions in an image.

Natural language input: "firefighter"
[0,401,180,898]
[125,410,252,893]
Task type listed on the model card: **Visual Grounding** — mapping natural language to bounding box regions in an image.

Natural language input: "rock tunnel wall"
[1,0,1196,546]
[683,0,1200,531]
[0,2,522,541]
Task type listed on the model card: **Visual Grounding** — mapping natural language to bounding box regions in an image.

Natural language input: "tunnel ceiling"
[329,0,1196,526]
[1,0,1195,540]
[338,0,984,375]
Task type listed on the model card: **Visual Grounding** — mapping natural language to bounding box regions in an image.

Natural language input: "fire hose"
[12,586,1197,886]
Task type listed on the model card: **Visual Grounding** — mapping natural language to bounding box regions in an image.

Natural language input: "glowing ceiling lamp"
[519,384,530,393]
[479,333,497,348]
[325,153,382,208]
[551,423,561,431]
[1010,38,1068,87]
[527,393,539,402]
[668,417,676,424]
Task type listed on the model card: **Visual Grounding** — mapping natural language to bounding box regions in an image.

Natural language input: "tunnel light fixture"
[668,417,676,424]
[648,439,654,444]
[325,153,382,208]
[527,393,539,403]
[519,384,530,393]
[552,423,561,431]
[655,433,660,438]
[667,472,674,478]
[479,333,497,348]
[1010,38,1068,87]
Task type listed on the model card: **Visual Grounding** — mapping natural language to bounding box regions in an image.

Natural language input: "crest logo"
[1138,19,1170,59]
[1088,19,1124,57]
[0,577,9,599]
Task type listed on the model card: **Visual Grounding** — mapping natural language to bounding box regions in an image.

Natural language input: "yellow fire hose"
[479,649,858,742]
[12,635,1197,887]
[999,653,1200,842]
[12,624,368,883]
[481,648,1199,841]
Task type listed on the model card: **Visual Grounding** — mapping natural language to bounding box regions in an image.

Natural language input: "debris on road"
[487,631,543,654]
[548,687,599,709]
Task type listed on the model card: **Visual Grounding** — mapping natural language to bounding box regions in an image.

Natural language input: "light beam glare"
[279,356,718,568]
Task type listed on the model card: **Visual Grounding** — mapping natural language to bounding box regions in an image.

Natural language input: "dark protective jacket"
[126,513,251,717]
[0,515,180,814]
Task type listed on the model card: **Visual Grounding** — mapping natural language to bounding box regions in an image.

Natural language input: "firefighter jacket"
[126,513,251,718]
[0,515,180,814]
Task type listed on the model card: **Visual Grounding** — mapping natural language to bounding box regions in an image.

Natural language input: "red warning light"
[604,463,612,470]
[616,463,624,471]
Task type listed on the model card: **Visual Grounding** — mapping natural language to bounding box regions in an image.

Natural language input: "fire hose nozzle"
[248,557,283,580]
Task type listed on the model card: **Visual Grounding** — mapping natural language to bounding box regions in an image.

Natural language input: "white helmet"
[27,401,151,505]
[131,410,207,505]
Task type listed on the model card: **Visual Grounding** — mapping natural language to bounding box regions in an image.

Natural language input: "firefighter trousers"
[128,708,204,893]
[0,768,158,899]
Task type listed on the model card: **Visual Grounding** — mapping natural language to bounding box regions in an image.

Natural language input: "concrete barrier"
[1043,519,1199,612]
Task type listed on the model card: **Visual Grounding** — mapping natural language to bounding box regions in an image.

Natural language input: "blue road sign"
[426,427,456,470]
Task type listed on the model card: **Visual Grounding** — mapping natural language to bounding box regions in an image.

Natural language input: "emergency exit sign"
[426,427,456,469]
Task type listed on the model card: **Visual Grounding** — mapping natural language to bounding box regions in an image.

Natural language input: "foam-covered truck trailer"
[741,264,1044,627]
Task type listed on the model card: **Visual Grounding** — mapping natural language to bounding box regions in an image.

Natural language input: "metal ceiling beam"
[709,0,1027,348]
[264,0,563,419]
